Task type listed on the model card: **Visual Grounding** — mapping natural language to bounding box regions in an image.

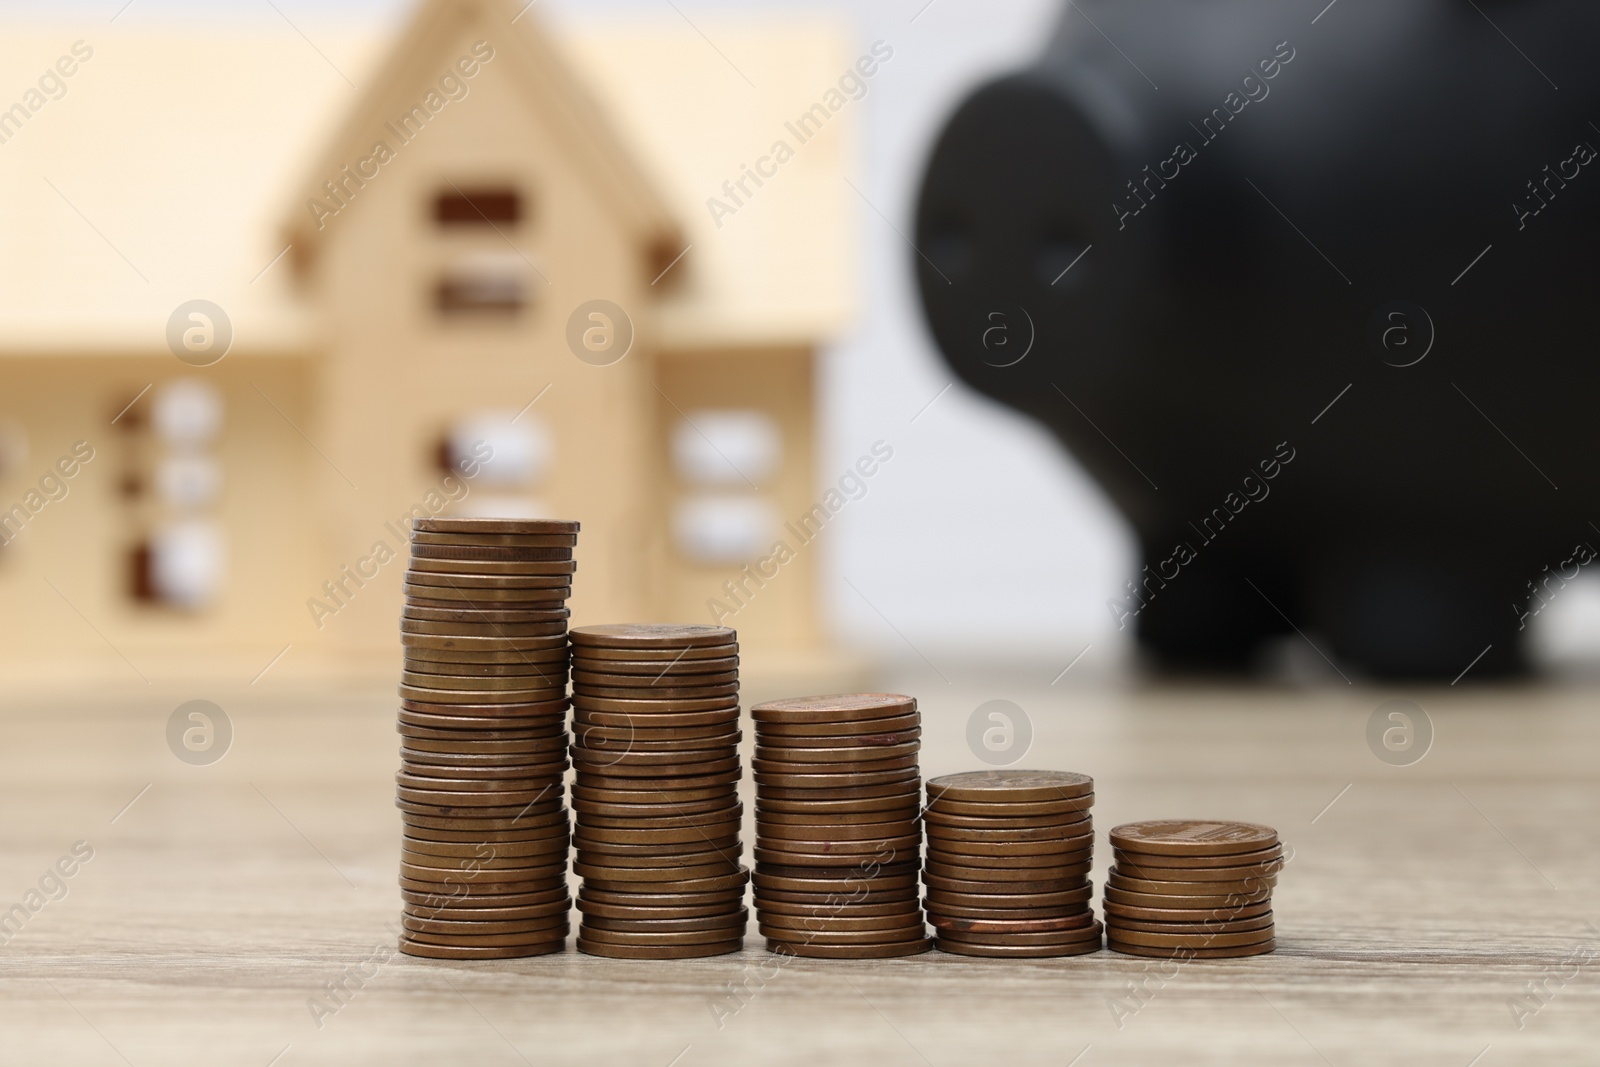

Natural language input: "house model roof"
[0,4,854,355]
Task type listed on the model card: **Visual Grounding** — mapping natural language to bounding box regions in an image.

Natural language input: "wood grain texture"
[1,669,1597,1065]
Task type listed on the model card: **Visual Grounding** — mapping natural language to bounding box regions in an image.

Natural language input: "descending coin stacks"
[922,770,1101,957]
[568,624,747,959]
[1103,820,1282,958]
[749,693,930,959]
[395,517,579,960]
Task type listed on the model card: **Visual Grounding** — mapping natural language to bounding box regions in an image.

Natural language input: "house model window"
[435,249,529,315]
[434,187,523,226]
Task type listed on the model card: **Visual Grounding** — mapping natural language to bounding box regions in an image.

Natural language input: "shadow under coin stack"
[750,693,930,959]
[568,624,747,959]
[923,770,1101,957]
[395,517,578,960]
[1104,820,1282,959]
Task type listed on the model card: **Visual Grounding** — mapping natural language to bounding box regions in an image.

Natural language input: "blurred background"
[3,0,1599,686]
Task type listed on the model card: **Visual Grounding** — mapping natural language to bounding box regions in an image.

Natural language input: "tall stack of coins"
[395,517,578,960]
[568,624,747,959]
[1103,820,1282,958]
[749,693,930,959]
[922,770,1101,957]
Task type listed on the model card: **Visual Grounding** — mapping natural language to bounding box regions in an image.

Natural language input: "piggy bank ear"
[913,71,1156,440]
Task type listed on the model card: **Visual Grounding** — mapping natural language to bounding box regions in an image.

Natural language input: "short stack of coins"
[750,693,930,959]
[568,624,747,959]
[922,770,1101,957]
[1103,820,1282,958]
[395,517,579,960]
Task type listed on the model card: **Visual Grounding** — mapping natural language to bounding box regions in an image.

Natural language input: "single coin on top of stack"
[1103,820,1283,958]
[568,624,747,959]
[750,693,929,959]
[923,770,1101,957]
[396,517,578,960]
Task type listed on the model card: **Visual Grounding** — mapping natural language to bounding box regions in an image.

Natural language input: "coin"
[401,883,568,907]
[581,911,748,935]
[404,588,573,607]
[570,624,736,650]
[576,803,742,829]
[1106,938,1275,959]
[411,530,577,547]
[574,707,740,729]
[1103,886,1271,910]
[403,735,569,755]
[578,683,740,702]
[926,858,1091,882]
[757,820,920,842]
[1101,898,1273,922]
[572,796,739,819]
[573,668,739,688]
[755,714,920,738]
[576,937,742,959]
[927,847,1093,870]
[575,643,739,662]
[1117,859,1284,883]
[405,643,569,664]
[578,868,749,894]
[1108,820,1279,857]
[753,743,920,765]
[398,685,566,706]
[753,842,919,867]
[408,556,577,576]
[573,695,740,715]
[401,633,567,652]
[754,769,919,790]
[577,899,743,922]
[927,770,1093,804]
[571,656,739,676]
[935,937,1100,958]
[401,696,570,716]
[1115,843,1286,870]
[757,806,921,826]
[753,756,919,778]
[579,886,745,909]
[410,542,572,562]
[927,796,1095,818]
[765,938,931,959]
[399,938,565,959]
[756,792,921,816]
[924,883,1094,908]
[1106,869,1275,896]
[1105,913,1275,937]
[935,925,1103,948]
[750,693,916,725]
[928,835,1093,857]
[401,619,567,637]
[402,914,571,937]
[414,517,579,535]
[405,899,571,922]
[406,571,574,589]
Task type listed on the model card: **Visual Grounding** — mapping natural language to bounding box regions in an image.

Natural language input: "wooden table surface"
[2,666,1598,1065]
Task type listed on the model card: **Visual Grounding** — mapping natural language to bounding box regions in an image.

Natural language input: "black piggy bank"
[914,0,1600,678]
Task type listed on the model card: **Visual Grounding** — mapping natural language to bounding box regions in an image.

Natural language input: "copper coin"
[754,886,919,907]
[400,751,568,771]
[1106,937,1275,959]
[928,835,1093,858]
[752,870,916,894]
[753,743,920,765]
[402,603,569,621]
[755,772,920,793]
[572,788,739,810]
[927,770,1093,804]
[413,517,579,536]
[1101,898,1273,922]
[405,644,569,665]
[1106,869,1276,896]
[405,570,573,588]
[409,543,572,562]
[756,820,920,842]
[575,722,739,744]
[936,925,1103,948]
[397,771,562,794]
[753,759,919,781]
[755,898,915,919]
[574,707,740,729]
[757,923,926,946]
[395,783,559,806]
[925,859,1092,883]
[925,883,1094,909]
[576,937,742,959]
[755,730,922,751]
[758,913,923,934]
[400,803,565,830]
[405,898,571,922]
[1114,843,1286,870]
[408,557,577,576]
[570,624,736,650]
[575,803,742,829]
[927,795,1095,818]
[401,621,568,640]
[757,859,918,880]
[404,834,568,857]
[399,685,565,706]
[575,846,739,869]
[572,795,740,819]
[1105,913,1275,936]
[765,938,930,959]
[398,711,566,733]
[752,753,918,774]
[400,884,567,907]
[753,842,918,868]
[401,673,567,695]
[572,737,741,760]
[575,825,741,850]
[573,669,739,690]
[399,874,566,897]
[404,924,570,948]
[403,914,570,937]
[573,766,740,790]
[1109,820,1279,857]
[1117,860,1284,883]
[401,857,567,881]
[403,844,568,866]
[926,901,1091,921]
[750,693,916,725]
[573,861,738,883]
[578,886,745,909]
[574,834,739,857]
[935,937,1100,959]
[757,806,922,826]
[401,632,567,652]
[756,793,922,815]
[923,871,1089,894]
[575,643,738,662]
[926,847,1092,870]
[582,911,748,935]
[571,747,738,769]
[1103,886,1271,910]
[403,734,569,755]
[577,683,740,702]
[571,656,739,676]
[400,938,565,959]
[396,793,562,817]
[574,695,740,715]
[400,697,569,718]
[403,660,567,681]
[755,714,920,738]
[576,899,745,922]
[578,868,749,894]
[926,819,1091,841]
[411,530,577,547]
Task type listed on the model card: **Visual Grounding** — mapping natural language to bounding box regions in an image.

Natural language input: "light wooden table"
[2,666,1597,1065]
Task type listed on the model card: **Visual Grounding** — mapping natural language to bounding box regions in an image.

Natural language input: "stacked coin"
[922,770,1101,957]
[568,624,747,959]
[395,516,578,960]
[1103,820,1282,958]
[749,693,929,959]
